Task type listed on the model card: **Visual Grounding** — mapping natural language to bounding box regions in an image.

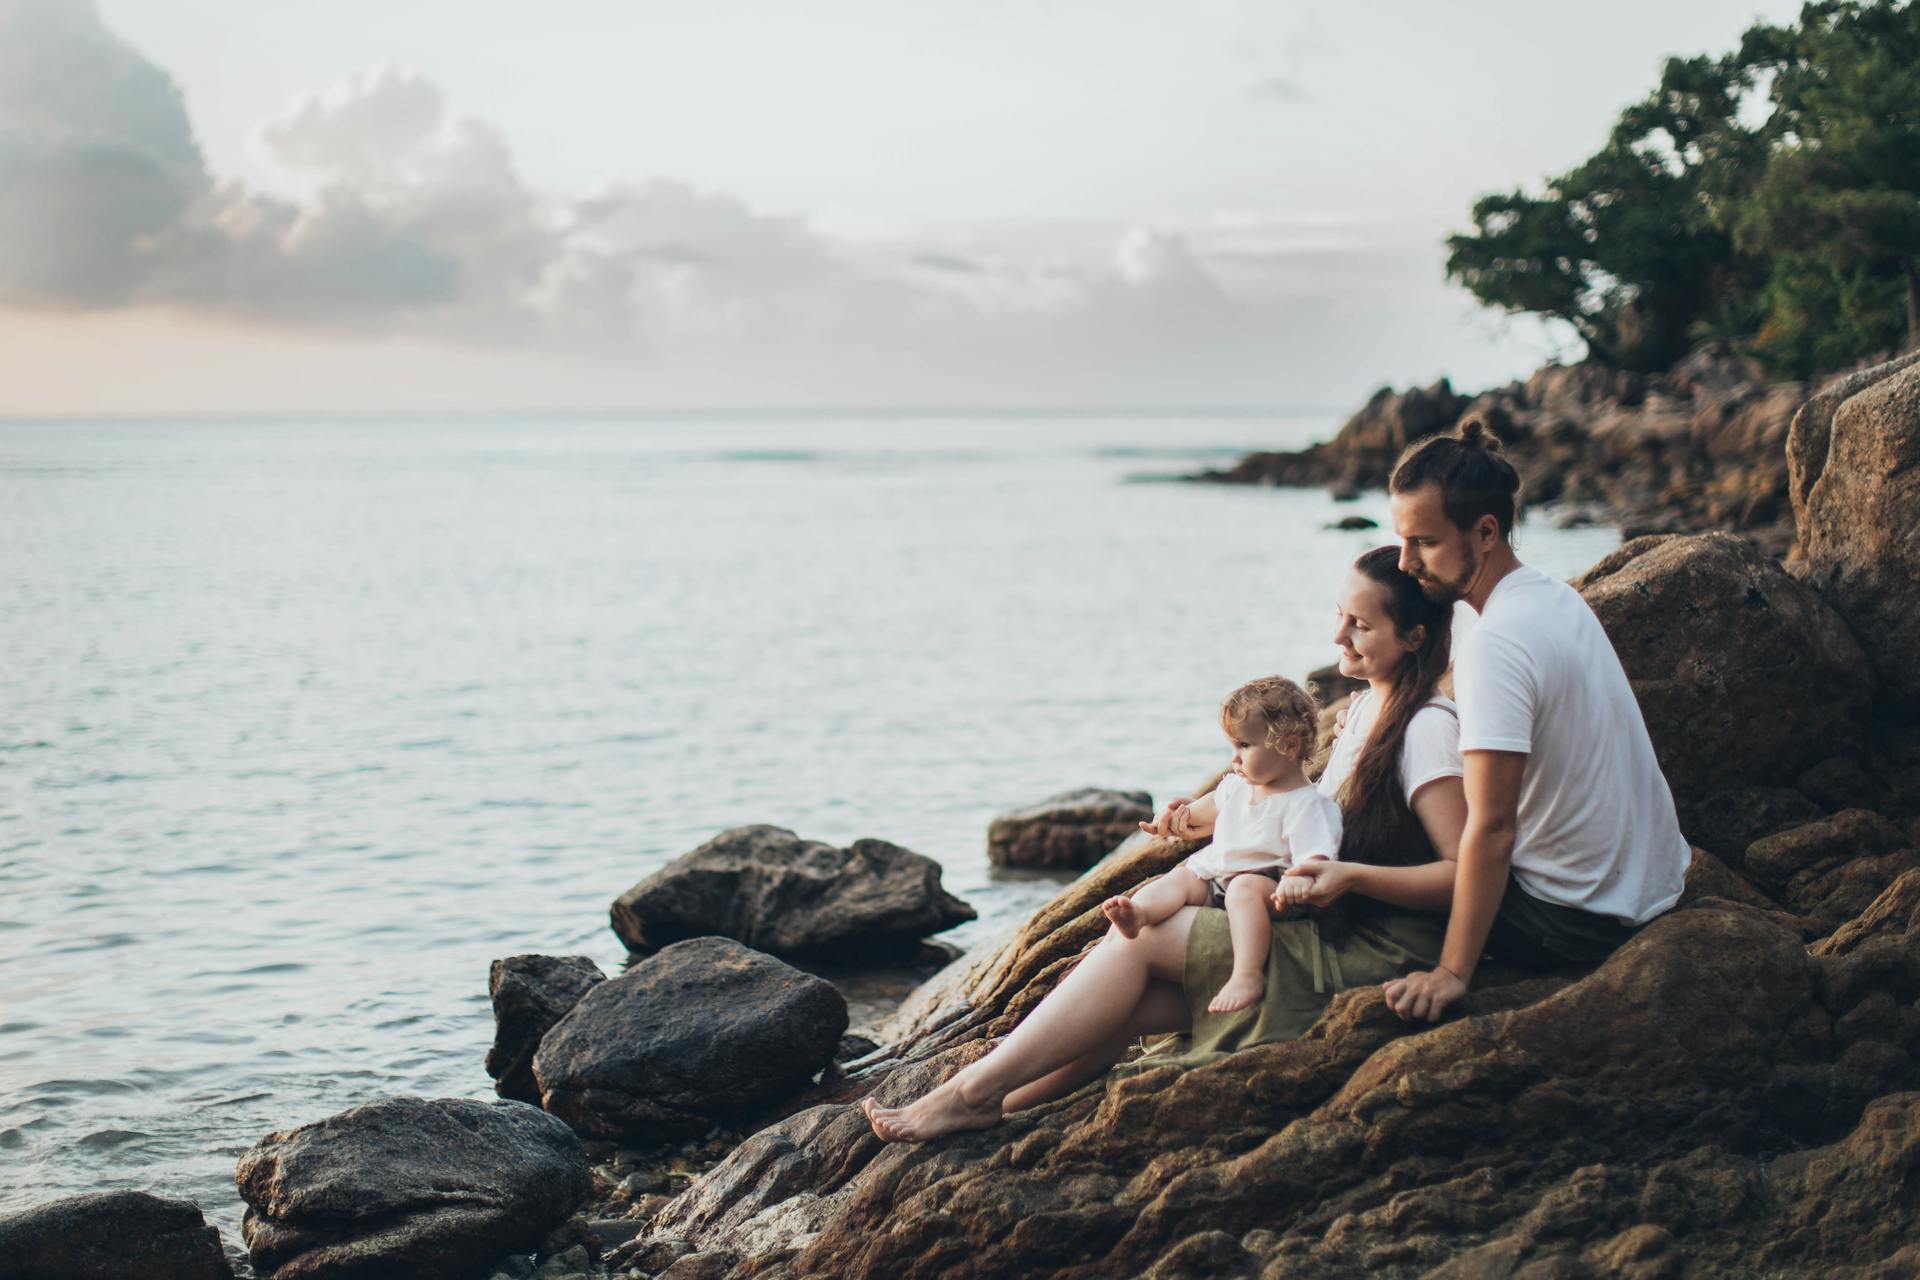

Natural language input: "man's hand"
[1382,966,1467,1022]
[1275,859,1354,909]
[1138,799,1193,838]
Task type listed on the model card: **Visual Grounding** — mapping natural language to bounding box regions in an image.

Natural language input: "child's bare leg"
[1103,866,1210,939]
[1208,873,1278,1013]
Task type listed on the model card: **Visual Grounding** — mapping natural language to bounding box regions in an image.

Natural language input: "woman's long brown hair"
[1336,545,1453,855]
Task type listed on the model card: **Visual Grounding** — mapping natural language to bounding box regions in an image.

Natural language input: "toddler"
[1102,675,1343,1013]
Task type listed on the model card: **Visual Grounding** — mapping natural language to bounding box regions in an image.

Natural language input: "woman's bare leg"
[1208,874,1277,1013]
[864,907,1201,1142]
[1000,978,1188,1113]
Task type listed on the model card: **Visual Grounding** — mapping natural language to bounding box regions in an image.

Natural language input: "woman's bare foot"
[1207,972,1266,1013]
[862,1078,1003,1143]
[1101,895,1141,938]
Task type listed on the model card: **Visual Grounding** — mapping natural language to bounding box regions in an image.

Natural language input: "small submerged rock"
[486,954,607,1104]
[235,1095,588,1280]
[0,1189,234,1280]
[985,788,1153,869]
[609,824,974,957]
[533,936,849,1142]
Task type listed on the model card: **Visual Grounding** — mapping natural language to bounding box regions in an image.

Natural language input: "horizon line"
[0,402,1348,426]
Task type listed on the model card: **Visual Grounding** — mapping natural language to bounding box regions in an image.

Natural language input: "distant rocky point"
[1191,345,1879,559]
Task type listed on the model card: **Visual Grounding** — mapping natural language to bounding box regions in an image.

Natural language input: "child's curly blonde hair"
[1219,675,1319,760]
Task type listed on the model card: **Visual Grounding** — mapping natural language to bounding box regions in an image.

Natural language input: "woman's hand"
[1274,859,1357,909]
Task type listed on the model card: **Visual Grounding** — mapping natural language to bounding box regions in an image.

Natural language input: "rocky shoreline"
[1189,344,1894,561]
[8,349,1920,1278]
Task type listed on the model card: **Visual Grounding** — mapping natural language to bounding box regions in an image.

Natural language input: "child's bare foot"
[1207,973,1266,1013]
[861,1079,1003,1143]
[1101,895,1142,939]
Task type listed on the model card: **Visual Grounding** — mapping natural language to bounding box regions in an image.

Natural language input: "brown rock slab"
[985,788,1153,869]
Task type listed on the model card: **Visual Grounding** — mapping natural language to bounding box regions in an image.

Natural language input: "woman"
[865,546,1467,1141]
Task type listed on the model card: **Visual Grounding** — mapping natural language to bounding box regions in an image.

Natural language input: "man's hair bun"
[1457,418,1503,453]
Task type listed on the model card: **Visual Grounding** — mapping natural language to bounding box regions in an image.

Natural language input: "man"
[1380,419,1689,1022]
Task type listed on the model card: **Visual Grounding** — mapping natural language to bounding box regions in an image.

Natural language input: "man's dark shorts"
[1488,874,1643,967]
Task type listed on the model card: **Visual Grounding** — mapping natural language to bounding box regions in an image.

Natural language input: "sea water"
[0,411,1619,1237]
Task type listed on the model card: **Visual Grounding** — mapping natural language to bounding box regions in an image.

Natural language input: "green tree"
[1734,1,1920,370]
[1446,1,1920,375]
[1445,54,1757,371]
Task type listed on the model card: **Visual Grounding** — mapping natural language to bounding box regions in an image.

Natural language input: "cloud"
[0,0,209,306]
[0,0,1530,407]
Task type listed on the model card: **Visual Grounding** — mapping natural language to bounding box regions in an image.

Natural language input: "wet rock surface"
[610,825,975,958]
[235,1095,587,1280]
[487,954,607,1104]
[533,937,849,1142]
[0,1189,234,1280]
[985,788,1154,869]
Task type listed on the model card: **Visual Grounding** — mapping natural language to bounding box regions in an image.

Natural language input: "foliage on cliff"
[1446,0,1920,375]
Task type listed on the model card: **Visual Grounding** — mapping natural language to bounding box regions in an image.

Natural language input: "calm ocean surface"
[0,411,1619,1238]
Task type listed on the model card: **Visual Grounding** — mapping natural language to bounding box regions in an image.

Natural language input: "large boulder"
[532,937,848,1142]
[985,788,1152,869]
[1787,348,1920,720]
[485,954,606,1104]
[0,1190,234,1280]
[235,1096,588,1280]
[610,825,974,957]
[1574,530,1874,852]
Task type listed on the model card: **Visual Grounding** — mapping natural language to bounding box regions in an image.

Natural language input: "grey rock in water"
[533,936,848,1142]
[985,788,1154,869]
[609,825,974,957]
[235,1095,588,1280]
[486,954,607,1104]
[0,1189,234,1280]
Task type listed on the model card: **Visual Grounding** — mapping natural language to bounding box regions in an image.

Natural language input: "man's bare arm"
[1382,750,1525,1021]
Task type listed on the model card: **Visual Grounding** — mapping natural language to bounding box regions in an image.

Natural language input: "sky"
[0,0,1807,414]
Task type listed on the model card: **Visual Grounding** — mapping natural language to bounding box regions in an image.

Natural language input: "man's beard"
[1417,545,1479,604]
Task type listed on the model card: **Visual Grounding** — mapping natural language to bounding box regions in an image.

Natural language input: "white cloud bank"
[0,0,1565,409]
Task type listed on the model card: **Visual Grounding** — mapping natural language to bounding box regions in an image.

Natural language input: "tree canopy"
[1446,0,1920,375]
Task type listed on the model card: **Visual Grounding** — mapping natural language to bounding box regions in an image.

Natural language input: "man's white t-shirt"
[1186,773,1342,882]
[1317,690,1463,806]
[1452,563,1689,925]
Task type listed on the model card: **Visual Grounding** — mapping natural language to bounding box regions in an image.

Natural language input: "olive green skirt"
[1127,902,1447,1071]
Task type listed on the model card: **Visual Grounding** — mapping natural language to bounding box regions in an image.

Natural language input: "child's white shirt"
[1184,773,1343,882]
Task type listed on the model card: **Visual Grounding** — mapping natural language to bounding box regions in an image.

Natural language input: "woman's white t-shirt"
[1185,772,1342,881]
[1317,689,1464,806]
